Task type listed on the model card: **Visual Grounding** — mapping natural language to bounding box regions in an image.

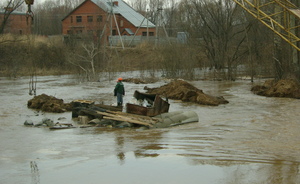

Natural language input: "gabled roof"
[63,0,155,28]
[92,0,155,28]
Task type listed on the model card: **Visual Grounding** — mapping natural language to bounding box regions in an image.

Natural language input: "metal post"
[155,9,160,47]
[113,13,124,49]
[128,17,146,46]
[147,8,149,41]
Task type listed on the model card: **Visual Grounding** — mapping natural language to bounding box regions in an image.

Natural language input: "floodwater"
[0,74,299,184]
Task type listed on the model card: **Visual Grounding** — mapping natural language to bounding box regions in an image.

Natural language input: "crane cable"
[25,0,34,25]
[25,0,36,95]
[29,72,37,96]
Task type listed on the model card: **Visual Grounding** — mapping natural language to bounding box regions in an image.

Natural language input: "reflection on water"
[0,75,300,184]
[30,161,40,184]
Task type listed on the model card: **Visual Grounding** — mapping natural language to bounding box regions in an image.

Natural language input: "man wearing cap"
[114,78,125,106]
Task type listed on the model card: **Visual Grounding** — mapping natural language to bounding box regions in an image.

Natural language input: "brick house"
[0,9,32,35]
[62,0,156,43]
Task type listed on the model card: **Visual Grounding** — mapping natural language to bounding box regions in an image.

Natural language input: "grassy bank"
[1,34,277,81]
[0,34,205,79]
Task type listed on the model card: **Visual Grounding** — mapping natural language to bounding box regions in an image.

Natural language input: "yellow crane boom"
[233,0,300,51]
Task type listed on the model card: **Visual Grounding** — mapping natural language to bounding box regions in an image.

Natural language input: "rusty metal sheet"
[126,90,170,117]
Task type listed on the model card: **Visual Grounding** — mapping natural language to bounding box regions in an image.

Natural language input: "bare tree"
[130,0,147,14]
[163,0,179,37]
[184,0,249,80]
[68,42,101,81]
[0,0,23,34]
[147,0,164,25]
[33,0,84,35]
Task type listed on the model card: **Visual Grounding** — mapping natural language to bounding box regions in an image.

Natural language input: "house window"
[120,20,124,27]
[142,32,154,36]
[97,15,103,22]
[87,16,93,22]
[87,30,93,35]
[76,30,83,34]
[76,16,82,23]
[67,30,72,34]
[70,16,73,23]
[112,30,117,35]
[19,30,22,35]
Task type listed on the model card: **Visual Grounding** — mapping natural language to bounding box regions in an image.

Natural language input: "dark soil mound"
[251,79,300,98]
[27,94,72,113]
[144,80,229,106]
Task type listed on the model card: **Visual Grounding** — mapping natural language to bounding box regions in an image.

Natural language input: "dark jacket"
[114,82,125,96]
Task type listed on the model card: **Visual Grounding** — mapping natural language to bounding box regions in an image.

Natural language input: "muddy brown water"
[0,75,299,184]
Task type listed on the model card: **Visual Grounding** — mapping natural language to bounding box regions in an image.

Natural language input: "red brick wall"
[62,0,107,35]
[0,13,32,35]
[62,0,156,40]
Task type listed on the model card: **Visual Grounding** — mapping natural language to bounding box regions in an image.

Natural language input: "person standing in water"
[114,77,125,106]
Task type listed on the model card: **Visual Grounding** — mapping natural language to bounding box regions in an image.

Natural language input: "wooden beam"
[106,110,162,122]
[96,110,160,127]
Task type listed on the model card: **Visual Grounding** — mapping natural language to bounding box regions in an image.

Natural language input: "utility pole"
[155,6,171,46]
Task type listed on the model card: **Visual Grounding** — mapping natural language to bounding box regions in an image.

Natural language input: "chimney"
[113,1,118,6]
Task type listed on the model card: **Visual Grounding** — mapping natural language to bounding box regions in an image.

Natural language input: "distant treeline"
[1,0,300,81]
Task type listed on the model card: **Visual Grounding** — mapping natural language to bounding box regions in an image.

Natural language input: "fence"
[108,35,186,47]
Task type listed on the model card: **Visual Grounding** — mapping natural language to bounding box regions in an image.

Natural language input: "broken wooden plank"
[97,111,156,127]
[106,110,162,123]
[98,111,159,125]
[96,111,119,118]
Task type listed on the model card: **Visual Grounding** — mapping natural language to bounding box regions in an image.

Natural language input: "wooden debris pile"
[96,110,162,127]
